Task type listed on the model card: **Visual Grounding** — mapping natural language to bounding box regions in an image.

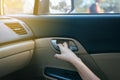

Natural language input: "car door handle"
[51,39,78,51]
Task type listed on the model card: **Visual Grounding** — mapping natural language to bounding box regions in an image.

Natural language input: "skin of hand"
[54,42,100,80]
[54,42,82,63]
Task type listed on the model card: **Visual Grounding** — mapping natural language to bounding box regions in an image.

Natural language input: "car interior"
[0,0,120,80]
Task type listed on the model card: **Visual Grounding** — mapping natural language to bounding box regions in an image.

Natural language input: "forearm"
[55,43,100,80]
[70,58,100,80]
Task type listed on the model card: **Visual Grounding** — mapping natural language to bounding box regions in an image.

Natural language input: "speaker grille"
[5,23,27,35]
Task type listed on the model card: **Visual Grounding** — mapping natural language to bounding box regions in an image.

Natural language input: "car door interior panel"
[1,15,120,80]
[0,40,34,59]
[0,17,35,78]
[13,15,120,53]
[44,67,82,80]
[0,50,33,77]
[0,17,34,44]
[0,40,34,78]
[34,37,87,80]
[91,53,120,80]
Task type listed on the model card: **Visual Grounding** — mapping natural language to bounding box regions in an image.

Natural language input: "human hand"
[54,42,81,63]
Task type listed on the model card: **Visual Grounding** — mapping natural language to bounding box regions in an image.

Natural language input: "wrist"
[70,57,82,65]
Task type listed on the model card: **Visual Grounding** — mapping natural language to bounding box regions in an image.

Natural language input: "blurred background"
[2,0,120,15]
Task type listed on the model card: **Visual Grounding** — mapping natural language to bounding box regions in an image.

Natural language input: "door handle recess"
[44,67,82,80]
[51,39,78,51]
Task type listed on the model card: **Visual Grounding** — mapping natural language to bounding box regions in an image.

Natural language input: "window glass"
[4,0,34,15]
[49,0,72,14]
[72,0,120,13]
[3,0,120,15]
[38,0,72,14]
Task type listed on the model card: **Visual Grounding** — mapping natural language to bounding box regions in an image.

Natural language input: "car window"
[39,0,120,14]
[72,0,120,13]
[2,0,120,15]
[4,0,34,15]
[37,0,72,14]
[49,0,72,14]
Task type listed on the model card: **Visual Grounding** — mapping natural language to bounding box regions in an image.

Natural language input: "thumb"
[54,54,61,59]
